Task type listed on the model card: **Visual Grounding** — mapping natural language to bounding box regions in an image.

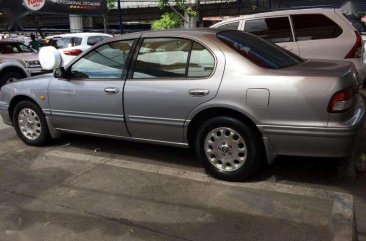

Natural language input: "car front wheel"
[194,116,264,181]
[13,101,50,146]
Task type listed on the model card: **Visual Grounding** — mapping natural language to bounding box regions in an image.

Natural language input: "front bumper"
[27,66,46,75]
[259,95,366,158]
[0,102,11,126]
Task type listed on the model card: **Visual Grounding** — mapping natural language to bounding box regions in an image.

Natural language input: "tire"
[0,72,23,89]
[13,101,50,146]
[194,116,264,181]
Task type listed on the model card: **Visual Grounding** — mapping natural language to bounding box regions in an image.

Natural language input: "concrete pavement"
[0,122,360,241]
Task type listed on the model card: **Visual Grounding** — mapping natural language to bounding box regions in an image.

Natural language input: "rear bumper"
[259,95,366,158]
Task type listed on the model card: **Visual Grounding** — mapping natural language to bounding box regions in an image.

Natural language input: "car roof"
[46,32,112,39]
[215,8,339,23]
[115,28,223,40]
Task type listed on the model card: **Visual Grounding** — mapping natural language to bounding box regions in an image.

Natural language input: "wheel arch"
[0,66,28,80]
[8,95,41,123]
[186,107,275,164]
[187,107,262,145]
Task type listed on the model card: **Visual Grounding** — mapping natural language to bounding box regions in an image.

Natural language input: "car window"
[244,17,294,43]
[70,40,134,79]
[217,30,304,69]
[188,42,215,78]
[133,38,191,78]
[0,42,33,54]
[55,37,82,49]
[87,36,106,46]
[291,14,343,41]
[216,21,240,30]
[346,16,366,32]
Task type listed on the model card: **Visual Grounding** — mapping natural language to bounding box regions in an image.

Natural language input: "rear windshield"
[54,37,82,49]
[217,30,304,69]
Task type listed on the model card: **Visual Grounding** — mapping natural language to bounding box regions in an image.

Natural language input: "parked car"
[0,40,43,88]
[211,8,366,87]
[346,15,366,76]
[0,29,365,180]
[44,33,112,66]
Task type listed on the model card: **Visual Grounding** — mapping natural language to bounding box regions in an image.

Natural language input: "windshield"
[0,42,34,54]
[217,30,304,69]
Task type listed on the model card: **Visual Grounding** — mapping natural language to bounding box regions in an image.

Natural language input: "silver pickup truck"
[0,40,44,88]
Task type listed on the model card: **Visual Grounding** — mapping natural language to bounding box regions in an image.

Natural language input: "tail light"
[345,31,363,59]
[64,49,82,56]
[328,86,357,113]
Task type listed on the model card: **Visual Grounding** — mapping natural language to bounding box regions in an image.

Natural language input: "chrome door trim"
[51,109,124,122]
[127,115,186,126]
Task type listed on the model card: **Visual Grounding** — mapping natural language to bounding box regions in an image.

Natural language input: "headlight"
[23,60,41,67]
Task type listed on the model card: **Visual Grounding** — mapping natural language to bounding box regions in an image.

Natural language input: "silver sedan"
[0,29,365,181]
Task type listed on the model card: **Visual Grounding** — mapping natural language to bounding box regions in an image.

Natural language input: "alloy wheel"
[204,127,248,172]
[18,108,42,140]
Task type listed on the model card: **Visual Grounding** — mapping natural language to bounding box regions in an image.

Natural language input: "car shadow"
[251,156,342,186]
[55,133,347,187]
[55,133,201,169]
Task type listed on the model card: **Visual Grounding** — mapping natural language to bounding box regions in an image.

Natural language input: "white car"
[211,8,365,86]
[45,33,112,66]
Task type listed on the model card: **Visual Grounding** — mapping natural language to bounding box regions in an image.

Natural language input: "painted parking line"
[45,149,354,241]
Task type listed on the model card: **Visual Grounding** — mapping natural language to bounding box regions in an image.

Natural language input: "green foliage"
[107,0,115,9]
[158,0,196,17]
[151,12,181,30]
[152,0,197,30]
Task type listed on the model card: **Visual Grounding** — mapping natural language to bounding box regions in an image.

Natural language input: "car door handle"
[189,89,209,97]
[104,87,120,95]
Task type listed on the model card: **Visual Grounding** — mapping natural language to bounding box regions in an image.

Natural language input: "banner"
[0,0,108,15]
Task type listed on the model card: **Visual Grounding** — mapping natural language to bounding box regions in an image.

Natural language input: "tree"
[107,0,115,9]
[152,0,197,30]
[151,12,181,30]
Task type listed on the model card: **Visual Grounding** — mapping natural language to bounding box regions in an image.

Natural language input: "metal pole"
[103,14,109,33]
[117,0,123,34]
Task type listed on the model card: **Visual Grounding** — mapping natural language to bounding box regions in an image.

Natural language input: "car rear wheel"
[194,116,264,181]
[0,72,23,88]
[13,101,50,146]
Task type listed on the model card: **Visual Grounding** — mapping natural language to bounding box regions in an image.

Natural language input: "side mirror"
[53,67,67,79]
[39,46,62,71]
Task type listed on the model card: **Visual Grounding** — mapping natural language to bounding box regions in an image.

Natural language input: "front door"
[48,39,136,136]
[124,36,225,143]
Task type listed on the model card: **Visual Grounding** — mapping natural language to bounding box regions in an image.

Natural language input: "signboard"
[0,0,107,15]
[23,0,46,11]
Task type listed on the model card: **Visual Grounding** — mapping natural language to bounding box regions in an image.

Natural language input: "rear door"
[243,16,300,55]
[123,36,225,143]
